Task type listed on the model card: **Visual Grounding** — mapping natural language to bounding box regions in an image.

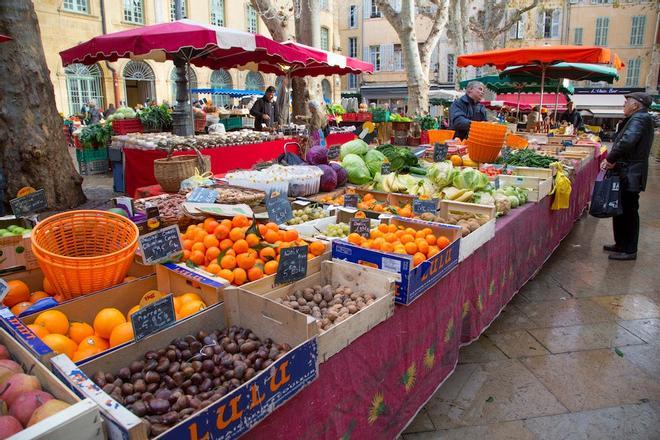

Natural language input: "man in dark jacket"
[559,100,583,131]
[250,86,279,131]
[449,81,488,139]
[600,92,655,260]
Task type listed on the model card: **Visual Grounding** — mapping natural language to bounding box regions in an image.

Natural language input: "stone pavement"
[402,161,660,440]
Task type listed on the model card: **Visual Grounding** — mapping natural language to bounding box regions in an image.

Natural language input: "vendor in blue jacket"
[449,81,488,139]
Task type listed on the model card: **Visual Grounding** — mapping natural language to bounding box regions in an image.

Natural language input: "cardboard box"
[497,175,552,202]
[438,200,496,262]
[243,260,395,362]
[332,217,461,305]
[0,216,37,275]
[51,290,318,440]
[0,328,103,440]
[283,208,379,242]
[2,264,226,363]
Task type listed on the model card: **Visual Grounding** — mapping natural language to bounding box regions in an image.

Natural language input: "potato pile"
[418,212,490,237]
[274,284,376,331]
[91,326,290,437]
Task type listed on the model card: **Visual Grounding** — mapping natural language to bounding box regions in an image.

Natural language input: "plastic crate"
[371,109,390,123]
[81,159,109,175]
[220,116,243,131]
[343,112,356,121]
[111,118,144,135]
[76,147,108,162]
[355,112,372,122]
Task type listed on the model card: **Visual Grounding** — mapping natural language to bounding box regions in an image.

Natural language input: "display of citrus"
[10,301,32,316]
[68,322,94,344]
[93,308,126,339]
[79,335,109,351]
[27,324,49,338]
[29,291,50,303]
[109,322,135,347]
[34,310,69,335]
[178,300,206,319]
[3,280,30,307]
[178,292,202,304]
[72,346,101,362]
[42,277,56,295]
[42,334,76,358]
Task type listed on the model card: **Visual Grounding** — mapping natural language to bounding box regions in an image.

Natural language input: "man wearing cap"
[449,81,488,140]
[250,86,279,131]
[559,101,583,131]
[600,92,655,260]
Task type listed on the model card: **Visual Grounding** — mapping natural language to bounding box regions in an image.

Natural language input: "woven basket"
[31,210,139,299]
[154,146,211,192]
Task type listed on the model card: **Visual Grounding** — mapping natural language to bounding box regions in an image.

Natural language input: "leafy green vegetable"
[496,149,557,168]
[452,168,489,191]
[341,154,372,184]
[78,123,112,150]
[340,139,369,160]
[326,104,346,116]
[416,115,438,130]
[376,144,419,172]
[139,104,172,131]
[364,149,387,177]
[427,161,456,188]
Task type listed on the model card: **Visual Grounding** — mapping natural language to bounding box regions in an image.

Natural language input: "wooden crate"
[510,166,554,179]
[0,328,103,440]
[439,200,496,262]
[497,175,552,202]
[51,291,317,440]
[244,260,396,362]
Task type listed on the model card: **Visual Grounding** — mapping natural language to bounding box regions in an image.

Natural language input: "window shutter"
[518,13,526,39]
[363,46,370,63]
[508,10,517,39]
[536,12,545,38]
[363,0,370,19]
[551,9,561,38]
[381,43,394,71]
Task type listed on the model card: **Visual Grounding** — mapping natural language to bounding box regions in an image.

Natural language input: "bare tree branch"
[468,0,539,41]
[250,0,290,41]
[420,0,448,69]
[375,0,404,31]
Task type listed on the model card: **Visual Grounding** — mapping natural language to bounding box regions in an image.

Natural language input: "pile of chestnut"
[91,326,291,437]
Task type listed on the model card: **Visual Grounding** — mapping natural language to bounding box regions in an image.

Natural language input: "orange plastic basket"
[505,133,529,149]
[31,210,139,299]
[427,129,455,144]
[467,139,503,163]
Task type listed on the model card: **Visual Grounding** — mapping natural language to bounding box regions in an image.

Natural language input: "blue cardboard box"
[332,217,461,305]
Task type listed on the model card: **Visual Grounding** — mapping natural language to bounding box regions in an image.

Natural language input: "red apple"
[0,374,41,406]
[27,400,70,427]
[0,346,9,361]
[9,390,53,426]
[0,415,22,438]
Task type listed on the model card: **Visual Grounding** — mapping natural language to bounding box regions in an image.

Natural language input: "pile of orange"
[180,215,326,286]
[2,278,62,315]
[347,223,451,267]
[29,291,207,362]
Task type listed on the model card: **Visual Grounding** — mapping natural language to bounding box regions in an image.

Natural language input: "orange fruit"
[437,236,451,249]
[27,324,49,338]
[34,310,69,335]
[183,249,191,260]
[232,215,249,228]
[245,233,260,248]
[384,233,397,243]
[229,227,245,242]
[126,305,141,319]
[264,229,279,244]
[232,268,247,286]
[247,267,263,282]
[381,242,395,253]
[183,239,194,250]
[264,260,278,275]
[178,300,207,318]
[404,241,418,255]
[377,223,389,233]
[79,335,109,351]
[218,269,234,283]
[172,296,183,312]
[284,229,299,242]
[427,246,440,258]
[204,219,219,234]
[177,292,201,304]
[72,346,101,362]
[206,263,221,275]
[247,248,258,259]
[265,222,279,231]
[370,229,383,239]
[68,322,94,344]
[28,291,49,303]
[190,250,205,266]
[425,234,437,245]
[412,252,426,267]
[259,247,276,261]
[203,234,220,249]
[2,280,30,307]
[387,223,398,233]
[194,230,207,242]
[109,322,134,347]
[400,234,415,244]
[219,239,233,251]
[415,238,429,255]
[232,239,249,254]
[10,301,32,316]
[43,278,56,295]
[93,308,126,339]
[191,242,206,253]
[220,254,237,270]
[347,233,363,245]
[236,253,256,270]
[214,224,230,240]
[309,241,326,256]
[42,334,76,358]
[205,246,221,261]
[371,237,385,250]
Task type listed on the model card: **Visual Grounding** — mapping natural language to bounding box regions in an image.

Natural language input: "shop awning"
[496,93,568,111]
[192,88,263,97]
[571,94,625,118]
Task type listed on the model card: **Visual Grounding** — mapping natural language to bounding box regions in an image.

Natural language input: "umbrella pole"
[516,86,521,119]
[553,81,560,124]
[539,64,545,110]
[188,62,195,135]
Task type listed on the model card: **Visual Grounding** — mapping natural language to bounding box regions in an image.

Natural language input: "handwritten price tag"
[10,189,48,217]
[349,218,371,237]
[138,225,183,265]
[188,187,218,204]
[275,245,308,285]
[343,194,358,208]
[131,295,177,341]
[433,143,448,162]
[266,191,293,224]
[412,198,437,216]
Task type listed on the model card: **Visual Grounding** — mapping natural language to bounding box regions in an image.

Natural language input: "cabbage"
[306,145,328,165]
[452,168,489,191]
[493,192,511,215]
[317,164,337,192]
[340,139,368,160]
[364,149,386,177]
[330,162,348,186]
[473,191,495,205]
[427,161,456,188]
[507,195,520,208]
[341,154,371,185]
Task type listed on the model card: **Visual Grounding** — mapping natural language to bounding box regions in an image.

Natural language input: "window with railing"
[348,74,358,89]
[123,0,144,24]
[170,0,187,21]
[349,5,357,28]
[625,58,640,86]
[574,28,583,45]
[369,45,381,71]
[246,4,258,33]
[594,17,609,46]
[65,64,104,116]
[348,37,358,58]
[63,0,89,14]
[210,0,225,26]
[370,0,381,18]
[630,16,646,46]
[320,27,329,51]
[447,54,455,83]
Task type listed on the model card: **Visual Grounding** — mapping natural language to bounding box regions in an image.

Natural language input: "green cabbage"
[341,154,372,185]
[427,161,456,188]
[340,139,368,160]
[452,168,489,191]
[364,149,386,177]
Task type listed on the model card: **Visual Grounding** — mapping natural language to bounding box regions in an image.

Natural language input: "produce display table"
[246,157,600,439]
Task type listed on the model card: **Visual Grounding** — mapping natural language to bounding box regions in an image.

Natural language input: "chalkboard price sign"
[266,191,293,224]
[343,194,358,208]
[131,295,176,341]
[275,245,308,285]
[327,145,340,160]
[412,198,438,216]
[381,162,391,175]
[433,143,448,162]
[349,218,371,237]
[188,187,218,204]
[10,189,48,217]
[139,224,183,265]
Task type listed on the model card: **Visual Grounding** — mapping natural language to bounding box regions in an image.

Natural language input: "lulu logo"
[420,245,454,283]
[6,315,37,341]
[186,361,291,439]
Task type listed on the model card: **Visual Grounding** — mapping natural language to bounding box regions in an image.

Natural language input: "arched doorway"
[210,69,232,107]
[64,63,104,116]
[245,72,264,91]
[123,61,155,107]
[321,79,332,103]
[170,66,199,104]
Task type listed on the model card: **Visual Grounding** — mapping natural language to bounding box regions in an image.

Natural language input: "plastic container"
[31,210,139,299]
[506,133,529,149]
[286,166,323,197]
[467,139,503,163]
[427,129,455,144]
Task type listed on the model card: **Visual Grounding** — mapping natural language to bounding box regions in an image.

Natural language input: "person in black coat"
[600,92,655,260]
[449,81,488,139]
[559,100,583,131]
[250,86,279,131]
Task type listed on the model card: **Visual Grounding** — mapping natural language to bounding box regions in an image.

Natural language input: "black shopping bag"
[589,171,623,218]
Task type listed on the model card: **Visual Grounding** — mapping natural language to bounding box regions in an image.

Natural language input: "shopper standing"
[449,81,487,139]
[250,86,279,131]
[600,92,655,260]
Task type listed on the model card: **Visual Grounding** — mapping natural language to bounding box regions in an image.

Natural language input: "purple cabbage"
[330,162,348,187]
[306,145,328,165]
[317,164,338,192]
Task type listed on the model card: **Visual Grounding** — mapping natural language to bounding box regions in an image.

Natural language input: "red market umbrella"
[0,35,12,43]
[281,41,373,77]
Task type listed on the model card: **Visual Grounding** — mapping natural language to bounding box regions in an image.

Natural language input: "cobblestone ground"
[402,161,660,439]
[70,146,117,210]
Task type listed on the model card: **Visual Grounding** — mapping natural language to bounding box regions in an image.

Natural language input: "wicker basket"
[31,210,139,299]
[154,146,211,192]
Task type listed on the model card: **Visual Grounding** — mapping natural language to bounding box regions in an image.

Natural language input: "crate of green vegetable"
[497,175,552,202]
[495,149,558,168]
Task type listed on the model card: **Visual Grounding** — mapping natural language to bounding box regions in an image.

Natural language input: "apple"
[27,400,70,427]
[0,374,41,406]
[9,390,54,426]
